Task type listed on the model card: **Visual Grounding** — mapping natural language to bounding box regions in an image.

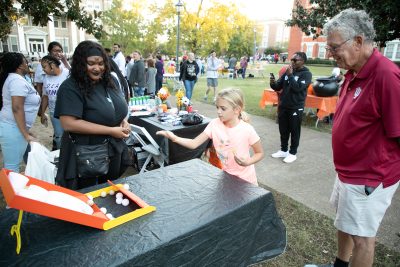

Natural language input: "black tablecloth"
[0,159,286,266]
[128,115,210,164]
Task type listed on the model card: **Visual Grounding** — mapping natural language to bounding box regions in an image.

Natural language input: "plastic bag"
[25,142,58,184]
[181,112,203,125]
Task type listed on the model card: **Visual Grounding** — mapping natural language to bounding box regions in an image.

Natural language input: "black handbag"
[181,112,203,125]
[73,139,110,178]
[70,87,115,178]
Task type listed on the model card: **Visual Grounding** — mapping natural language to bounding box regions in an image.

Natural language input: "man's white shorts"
[330,176,399,237]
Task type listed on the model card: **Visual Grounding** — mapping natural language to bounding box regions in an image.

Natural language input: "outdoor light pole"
[253,28,257,64]
[175,0,183,72]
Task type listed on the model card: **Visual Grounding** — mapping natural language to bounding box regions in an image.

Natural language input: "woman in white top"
[40,55,69,150]
[0,52,41,172]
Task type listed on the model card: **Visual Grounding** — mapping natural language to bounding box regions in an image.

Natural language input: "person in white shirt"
[204,50,221,103]
[0,52,41,172]
[39,55,69,150]
[112,43,126,77]
[34,41,70,96]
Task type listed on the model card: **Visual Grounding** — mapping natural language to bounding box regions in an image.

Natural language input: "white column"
[79,28,85,42]
[48,15,55,41]
[17,24,27,54]
[70,22,78,51]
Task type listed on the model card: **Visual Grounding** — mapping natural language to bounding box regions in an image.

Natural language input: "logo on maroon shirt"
[353,87,362,99]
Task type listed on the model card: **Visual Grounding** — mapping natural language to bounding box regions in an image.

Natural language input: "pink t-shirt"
[332,49,400,188]
[203,118,260,184]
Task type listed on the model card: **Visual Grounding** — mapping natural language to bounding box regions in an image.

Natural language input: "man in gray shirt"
[128,51,145,96]
[228,54,237,70]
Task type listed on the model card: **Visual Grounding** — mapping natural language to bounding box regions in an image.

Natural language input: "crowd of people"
[0,41,263,189]
[0,7,399,267]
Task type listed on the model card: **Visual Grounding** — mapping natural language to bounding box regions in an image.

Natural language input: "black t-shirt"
[55,77,128,144]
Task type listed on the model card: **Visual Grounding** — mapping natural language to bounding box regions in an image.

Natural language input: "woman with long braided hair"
[0,52,41,172]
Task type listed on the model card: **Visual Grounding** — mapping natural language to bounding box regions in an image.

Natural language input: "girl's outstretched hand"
[156,130,176,141]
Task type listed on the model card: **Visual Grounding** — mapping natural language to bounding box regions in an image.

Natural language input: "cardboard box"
[0,169,156,230]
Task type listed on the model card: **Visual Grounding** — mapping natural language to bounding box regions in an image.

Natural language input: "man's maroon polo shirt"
[332,49,400,188]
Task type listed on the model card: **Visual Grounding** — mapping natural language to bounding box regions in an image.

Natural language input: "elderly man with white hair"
[306,8,400,267]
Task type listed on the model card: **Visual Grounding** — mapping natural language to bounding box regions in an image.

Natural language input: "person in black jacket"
[270,52,312,163]
[179,52,199,99]
[128,51,145,96]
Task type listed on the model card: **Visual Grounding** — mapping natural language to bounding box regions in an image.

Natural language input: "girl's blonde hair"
[217,88,250,122]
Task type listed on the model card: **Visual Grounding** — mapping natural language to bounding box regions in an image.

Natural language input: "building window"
[29,38,45,54]
[0,41,8,52]
[54,16,67,28]
[306,44,313,58]
[394,43,400,60]
[385,43,394,59]
[10,36,18,51]
[318,44,326,58]
[0,36,19,52]
[56,38,69,53]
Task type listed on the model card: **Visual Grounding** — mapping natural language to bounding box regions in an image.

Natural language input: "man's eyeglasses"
[291,58,301,63]
[325,39,351,54]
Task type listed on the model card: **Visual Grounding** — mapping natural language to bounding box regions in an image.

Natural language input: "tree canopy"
[117,0,261,56]
[286,0,400,47]
[0,0,103,40]
[2,0,262,58]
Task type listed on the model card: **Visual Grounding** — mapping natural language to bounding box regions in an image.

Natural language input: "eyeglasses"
[291,58,301,63]
[325,39,351,54]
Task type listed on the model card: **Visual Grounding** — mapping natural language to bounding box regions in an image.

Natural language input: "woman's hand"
[40,113,48,127]
[110,126,130,139]
[120,119,130,133]
[24,133,38,143]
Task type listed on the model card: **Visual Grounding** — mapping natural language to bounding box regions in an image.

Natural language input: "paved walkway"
[192,99,400,252]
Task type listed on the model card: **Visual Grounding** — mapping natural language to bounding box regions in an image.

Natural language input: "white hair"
[323,8,376,43]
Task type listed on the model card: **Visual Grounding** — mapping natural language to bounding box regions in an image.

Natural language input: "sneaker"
[271,150,289,158]
[203,95,208,101]
[213,97,217,103]
[283,153,297,163]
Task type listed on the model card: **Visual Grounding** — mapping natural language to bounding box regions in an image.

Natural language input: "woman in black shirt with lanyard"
[54,41,130,190]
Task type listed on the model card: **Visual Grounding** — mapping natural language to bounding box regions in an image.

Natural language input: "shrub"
[306,58,336,66]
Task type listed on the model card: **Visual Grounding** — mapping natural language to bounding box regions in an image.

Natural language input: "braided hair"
[70,41,115,95]
[0,52,25,109]
[41,55,61,69]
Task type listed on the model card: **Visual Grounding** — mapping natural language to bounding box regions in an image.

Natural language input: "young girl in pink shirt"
[157,88,264,185]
